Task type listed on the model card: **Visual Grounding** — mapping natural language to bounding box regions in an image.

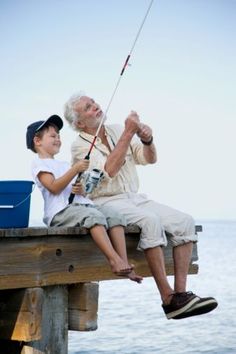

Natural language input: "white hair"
[64,91,85,131]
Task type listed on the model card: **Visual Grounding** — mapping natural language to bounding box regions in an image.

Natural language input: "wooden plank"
[68,283,98,331]
[21,347,45,354]
[0,224,200,290]
[0,225,202,237]
[0,233,198,290]
[0,288,43,341]
[0,225,126,237]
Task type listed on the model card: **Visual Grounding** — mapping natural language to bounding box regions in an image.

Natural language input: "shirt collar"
[79,127,113,154]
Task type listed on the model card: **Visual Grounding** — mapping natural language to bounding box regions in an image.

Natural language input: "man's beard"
[100,113,107,124]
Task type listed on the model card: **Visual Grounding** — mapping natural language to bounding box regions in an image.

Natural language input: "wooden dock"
[0,225,201,353]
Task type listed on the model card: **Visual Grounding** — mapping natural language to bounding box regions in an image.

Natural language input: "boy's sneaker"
[173,296,218,319]
[162,291,199,319]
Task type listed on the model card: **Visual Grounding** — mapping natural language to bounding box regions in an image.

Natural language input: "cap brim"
[36,115,63,132]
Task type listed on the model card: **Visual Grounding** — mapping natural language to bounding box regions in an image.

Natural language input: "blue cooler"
[0,180,34,228]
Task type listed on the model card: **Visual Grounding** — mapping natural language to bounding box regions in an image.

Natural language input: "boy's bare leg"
[90,225,132,275]
[108,226,143,283]
[173,242,193,293]
[107,226,129,264]
[144,246,174,303]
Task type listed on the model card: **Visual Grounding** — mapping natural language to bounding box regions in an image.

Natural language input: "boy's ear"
[33,135,41,148]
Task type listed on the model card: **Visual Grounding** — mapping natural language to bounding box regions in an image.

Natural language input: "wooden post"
[26,286,68,354]
[68,282,99,331]
[0,286,68,354]
[0,288,43,341]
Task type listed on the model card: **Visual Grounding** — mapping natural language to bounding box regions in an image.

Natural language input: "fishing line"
[68,0,154,204]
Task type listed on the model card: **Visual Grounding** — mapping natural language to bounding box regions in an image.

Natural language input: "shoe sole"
[166,296,199,319]
[173,299,218,319]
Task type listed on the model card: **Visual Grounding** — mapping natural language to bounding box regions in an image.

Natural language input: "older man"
[64,93,217,320]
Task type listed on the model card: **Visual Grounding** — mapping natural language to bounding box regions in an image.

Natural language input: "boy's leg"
[89,224,132,276]
[107,226,129,263]
[108,226,143,283]
[51,205,132,276]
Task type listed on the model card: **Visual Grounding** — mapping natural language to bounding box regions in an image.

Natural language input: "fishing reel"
[80,168,104,194]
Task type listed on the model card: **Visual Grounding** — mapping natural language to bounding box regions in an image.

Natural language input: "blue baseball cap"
[26,115,63,150]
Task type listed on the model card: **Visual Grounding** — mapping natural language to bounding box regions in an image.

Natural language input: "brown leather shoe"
[173,296,218,319]
[162,291,199,319]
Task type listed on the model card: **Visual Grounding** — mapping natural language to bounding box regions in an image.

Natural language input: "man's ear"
[76,120,86,129]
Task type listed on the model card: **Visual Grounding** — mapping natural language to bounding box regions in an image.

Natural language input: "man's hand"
[137,123,153,143]
[124,111,140,134]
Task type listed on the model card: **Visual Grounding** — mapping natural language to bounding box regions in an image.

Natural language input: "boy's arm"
[38,160,89,194]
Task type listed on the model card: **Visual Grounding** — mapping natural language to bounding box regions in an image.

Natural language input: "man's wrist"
[141,136,153,146]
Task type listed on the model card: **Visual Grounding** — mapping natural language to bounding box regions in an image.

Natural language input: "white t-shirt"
[31,157,93,226]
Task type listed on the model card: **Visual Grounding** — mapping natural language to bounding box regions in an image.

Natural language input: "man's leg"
[94,195,217,318]
[173,242,193,293]
[144,245,200,320]
[144,246,173,303]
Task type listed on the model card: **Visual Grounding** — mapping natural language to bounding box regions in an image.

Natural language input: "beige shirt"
[71,124,149,199]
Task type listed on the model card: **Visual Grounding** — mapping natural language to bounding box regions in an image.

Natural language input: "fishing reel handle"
[68,154,90,204]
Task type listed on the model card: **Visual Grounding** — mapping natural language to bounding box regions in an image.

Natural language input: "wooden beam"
[0,288,43,341]
[68,282,98,331]
[0,225,199,290]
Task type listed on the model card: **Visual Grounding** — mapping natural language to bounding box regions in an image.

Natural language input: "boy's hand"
[74,159,89,173]
[72,182,85,196]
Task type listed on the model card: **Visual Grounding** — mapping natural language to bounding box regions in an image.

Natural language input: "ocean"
[68,220,236,354]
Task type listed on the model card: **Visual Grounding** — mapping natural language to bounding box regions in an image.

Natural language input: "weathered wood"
[0,286,68,353]
[21,347,45,354]
[68,282,98,331]
[0,225,199,290]
[0,288,43,341]
[0,224,202,237]
[0,224,201,353]
[23,286,68,354]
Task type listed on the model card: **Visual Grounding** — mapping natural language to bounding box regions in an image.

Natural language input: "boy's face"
[34,125,61,157]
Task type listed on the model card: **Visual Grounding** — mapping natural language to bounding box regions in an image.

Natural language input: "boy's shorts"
[50,203,127,229]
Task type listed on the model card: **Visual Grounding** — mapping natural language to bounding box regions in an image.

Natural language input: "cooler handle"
[0,183,35,209]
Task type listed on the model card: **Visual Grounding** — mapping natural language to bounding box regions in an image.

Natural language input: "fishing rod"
[68,0,154,204]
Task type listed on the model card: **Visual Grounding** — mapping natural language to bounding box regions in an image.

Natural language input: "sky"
[0,0,235,224]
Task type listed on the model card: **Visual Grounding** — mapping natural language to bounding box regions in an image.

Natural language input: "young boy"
[26,115,142,282]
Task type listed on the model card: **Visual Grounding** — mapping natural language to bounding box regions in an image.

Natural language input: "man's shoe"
[162,291,199,319]
[173,296,218,319]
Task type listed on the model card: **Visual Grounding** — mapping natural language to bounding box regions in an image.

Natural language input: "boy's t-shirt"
[31,157,93,226]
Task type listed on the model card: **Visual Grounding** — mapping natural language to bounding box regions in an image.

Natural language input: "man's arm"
[137,123,157,164]
[104,112,140,177]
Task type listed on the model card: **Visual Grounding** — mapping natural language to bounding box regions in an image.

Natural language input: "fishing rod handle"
[68,154,90,204]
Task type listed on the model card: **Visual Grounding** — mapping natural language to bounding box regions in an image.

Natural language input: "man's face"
[74,96,104,130]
